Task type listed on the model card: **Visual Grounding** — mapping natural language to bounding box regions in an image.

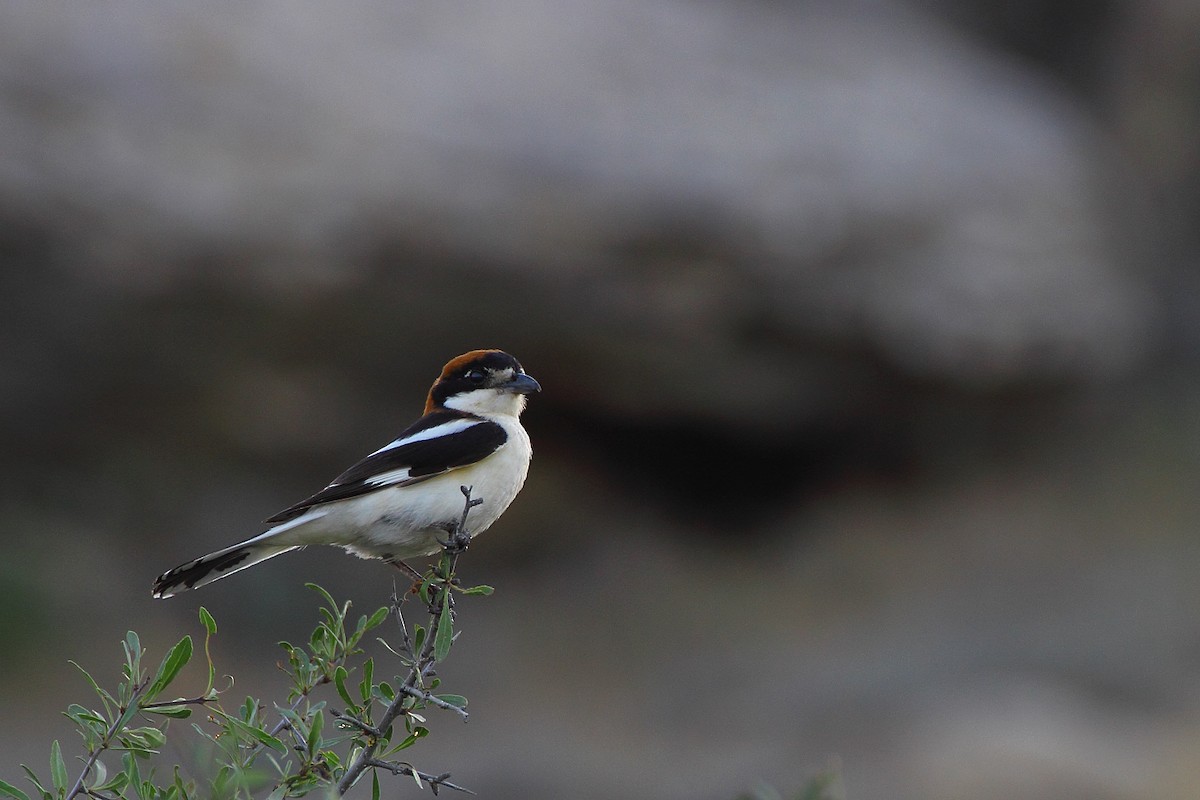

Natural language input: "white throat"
[443,388,528,419]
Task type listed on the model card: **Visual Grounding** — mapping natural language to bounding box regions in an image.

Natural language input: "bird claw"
[437,485,481,554]
[436,525,472,554]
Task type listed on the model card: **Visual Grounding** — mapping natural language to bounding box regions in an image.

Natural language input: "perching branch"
[335,485,482,796]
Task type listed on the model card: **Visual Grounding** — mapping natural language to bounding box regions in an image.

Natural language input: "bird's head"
[426,349,541,418]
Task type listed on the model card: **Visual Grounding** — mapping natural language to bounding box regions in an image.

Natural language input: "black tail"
[152,542,298,598]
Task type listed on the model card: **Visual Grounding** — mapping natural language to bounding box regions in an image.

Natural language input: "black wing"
[264,412,507,524]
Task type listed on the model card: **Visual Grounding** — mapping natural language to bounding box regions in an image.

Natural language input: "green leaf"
[334,666,355,709]
[305,582,338,612]
[460,584,494,596]
[198,606,217,634]
[171,766,189,799]
[92,769,129,795]
[371,771,380,800]
[364,606,389,631]
[124,631,141,664]
[306,709,324,756]
[19,766,50,800]
[147,635,193,700]
[385,726,428,754]
[142,704,193,719]
[121,753,141,796]
[238,724,288,753]
[69,661,115,716]
[90,761,106,790]
[120,726,166,752]
[64,704,106,726]
[230,719,287,754]
[435,694,468,708]
[0,779,32,800]
[199,608,217,696]
[310,625,328,653]
[49,741,67,795]
[240,695,256,720]
[433,592,453,662]
[359,658,374,705]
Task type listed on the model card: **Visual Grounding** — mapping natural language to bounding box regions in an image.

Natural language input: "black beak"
[502,373,542,394]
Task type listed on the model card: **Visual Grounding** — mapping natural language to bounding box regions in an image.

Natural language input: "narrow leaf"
[334,666,355,709]
[19,767,49,800]
[383,725,429,756]
[231,720,288,754]
[142,705,192,719]
[64,704,105,726]
[364,606,389,631]
[460,584,494,596]
[433,592,453,662]
[49,741,67,794]
[305,583,338,611]
[0,779,31,800]
[147,636,193,699]
[199,608,217,695]
[359,658,374,704]
[69,661,115,715]
[93,770,128,795]
[238,724,288,758]
[306,709,324,756]
[371,771,380,800]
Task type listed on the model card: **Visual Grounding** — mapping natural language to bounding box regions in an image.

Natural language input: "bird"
[152,349,539,598]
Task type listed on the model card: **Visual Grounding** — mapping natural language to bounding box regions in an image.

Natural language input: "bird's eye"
[465,369,486,384]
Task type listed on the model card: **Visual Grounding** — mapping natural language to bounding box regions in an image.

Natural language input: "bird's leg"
[386,556,424,582]
[384,556,425,593]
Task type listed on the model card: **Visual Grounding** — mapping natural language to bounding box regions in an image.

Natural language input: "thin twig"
[335,485,479,796]
[330,709,383,738]
[140,695,215,711]
[363,758,476,795]
[399,684,469,720]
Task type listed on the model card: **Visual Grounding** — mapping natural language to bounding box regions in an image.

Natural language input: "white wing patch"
[366,418,481,457]
[367,467,415,487]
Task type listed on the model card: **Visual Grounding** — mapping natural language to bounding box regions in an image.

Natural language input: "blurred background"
[2,1,1200,798]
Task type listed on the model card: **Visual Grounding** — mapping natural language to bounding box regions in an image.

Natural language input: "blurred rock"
[0,1,1158,442]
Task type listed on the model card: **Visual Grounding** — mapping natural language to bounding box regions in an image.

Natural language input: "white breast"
[287,414,533,562]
